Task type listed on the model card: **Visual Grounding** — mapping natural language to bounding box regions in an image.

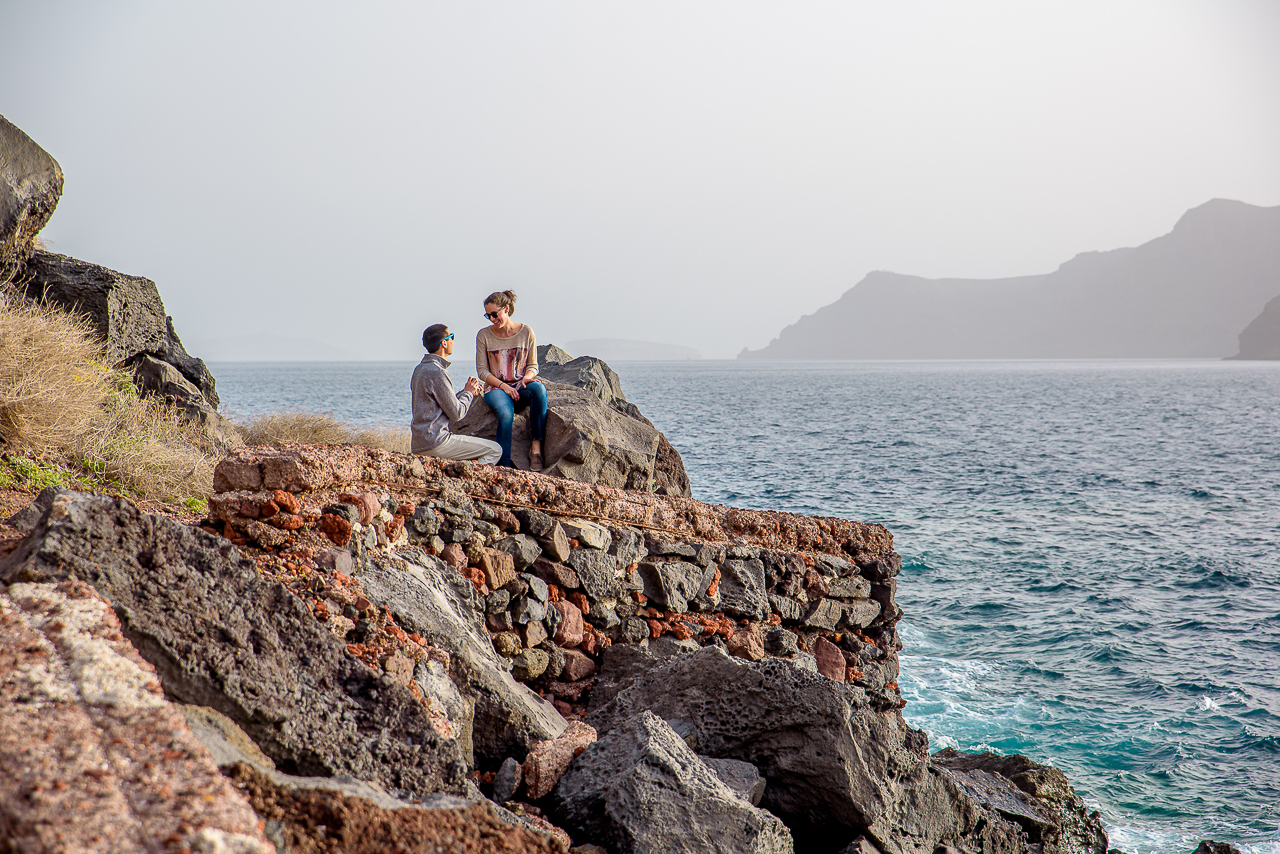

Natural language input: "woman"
[476,290,547,471]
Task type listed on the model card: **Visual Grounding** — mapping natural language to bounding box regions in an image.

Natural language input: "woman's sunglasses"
[484,310,502,320]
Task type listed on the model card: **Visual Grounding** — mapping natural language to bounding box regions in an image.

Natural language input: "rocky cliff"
[1227,294,1280,360]
[0,448,1111,854]
[741,199,1280,360]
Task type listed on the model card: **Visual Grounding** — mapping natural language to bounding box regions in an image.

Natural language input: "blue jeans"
[483,382,547,467]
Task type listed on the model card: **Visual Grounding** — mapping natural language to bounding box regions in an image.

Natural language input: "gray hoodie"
[410,354,474,453]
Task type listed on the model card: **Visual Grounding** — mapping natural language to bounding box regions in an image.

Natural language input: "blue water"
[212,359,1280,853]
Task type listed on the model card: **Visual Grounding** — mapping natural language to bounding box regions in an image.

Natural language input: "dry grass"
[1,289,410,507]
[238,411,410,454]
[0,289,215,503]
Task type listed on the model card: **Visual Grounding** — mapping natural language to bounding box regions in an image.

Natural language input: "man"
[411,323,502,463]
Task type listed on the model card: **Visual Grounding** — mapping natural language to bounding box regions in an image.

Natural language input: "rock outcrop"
[1227,293,1280,360]
[0,115,237,451]
[539,344,692,498]
[0,114,63,280]
[549,710,795,854]
[0,490,474,800]
[0,578,273,853]
[452,345,691,497]
[0,445,1110,853]
[16,251,240,450]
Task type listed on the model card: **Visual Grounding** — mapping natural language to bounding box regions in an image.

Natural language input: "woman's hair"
[484,290,517,315]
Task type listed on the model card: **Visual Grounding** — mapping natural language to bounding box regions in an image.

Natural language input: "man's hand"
[464,377,485,396]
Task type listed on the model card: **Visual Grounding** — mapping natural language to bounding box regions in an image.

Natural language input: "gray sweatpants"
[416,433,502,465]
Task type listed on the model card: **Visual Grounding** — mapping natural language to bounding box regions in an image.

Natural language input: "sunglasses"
[484,310,502,320]
[443,333,454,342]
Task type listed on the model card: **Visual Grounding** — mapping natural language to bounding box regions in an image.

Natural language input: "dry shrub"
[0,297,109,450]
[350,425,411,454]
[238,411,410,454]
[238,411,353,447]
[0,291,217,503]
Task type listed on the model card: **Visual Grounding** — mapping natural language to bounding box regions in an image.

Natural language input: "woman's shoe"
[529,450,544,472]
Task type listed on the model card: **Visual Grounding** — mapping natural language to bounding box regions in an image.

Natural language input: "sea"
[211,358,1280,854]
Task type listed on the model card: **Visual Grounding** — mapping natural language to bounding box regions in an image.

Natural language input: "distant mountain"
[740,199,1280,360]
[565,338,702,361]
[1228,294,1280,360]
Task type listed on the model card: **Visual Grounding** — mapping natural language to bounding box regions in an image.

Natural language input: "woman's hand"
[504,383,520,401]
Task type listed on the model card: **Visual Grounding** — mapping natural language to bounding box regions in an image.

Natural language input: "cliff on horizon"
[741,199,1280,360]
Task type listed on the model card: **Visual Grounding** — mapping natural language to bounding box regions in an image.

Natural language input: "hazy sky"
[4,1,1279,359]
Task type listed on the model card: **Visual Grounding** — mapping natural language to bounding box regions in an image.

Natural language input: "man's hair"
[423,323,450,353]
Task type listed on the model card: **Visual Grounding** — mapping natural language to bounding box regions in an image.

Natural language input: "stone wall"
[209,443,906,723]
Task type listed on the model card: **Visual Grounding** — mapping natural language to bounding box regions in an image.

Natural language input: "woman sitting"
[476,290,547,471]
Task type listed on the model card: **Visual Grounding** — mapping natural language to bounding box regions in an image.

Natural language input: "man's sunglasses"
[443,333,454,342]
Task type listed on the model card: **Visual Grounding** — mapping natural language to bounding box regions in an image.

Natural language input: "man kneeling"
[411,323,501,463]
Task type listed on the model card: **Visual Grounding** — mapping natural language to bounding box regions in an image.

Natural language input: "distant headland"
[740,199,1280,360]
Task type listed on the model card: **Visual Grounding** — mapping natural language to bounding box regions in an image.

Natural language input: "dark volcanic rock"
[455,381,662,491]
[353,552,567,764]
[0,114,63,277]
[587,645,1108,854]
[932,750,1108,854]
[0,491,472,799]
[587,645,903,841]
[549,710,794,854]
[18,251,218,402]
[520,345,693,497]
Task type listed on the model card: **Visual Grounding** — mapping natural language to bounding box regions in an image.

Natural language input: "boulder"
[0,491,473,800]
[537,352,628,408]
[532,345,693,497]
[548,711,794,854]
[717,558,771,621]
[131,354,243,452]
[587,646,1108,854]
[353,551,568,764]
[0,115,63,278]
[931,750,1109,854]
[455,381,662,491]
[0,580,273,853]
[18,251,218,403]
[702,757,767,807]
[224,761,563,854]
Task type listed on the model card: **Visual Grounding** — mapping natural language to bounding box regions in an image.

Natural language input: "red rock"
[461,567,486,593]
[381,651,415,687]
[706,566,721,597]
[440,543,467,573]
[580,631,606,657]
[804,569,829,599]
[258,499,279,519]
[273,489,302,514]
[270,513,305,531]
[396,503,415,517]
[523,721,597,799]
[727,624,765,661]
[338,492,381,525]
[814,637,846,682]
[553,699,573,717]
[551,600,584,647]
[560,648,597,681]
[567,592,590,615]
[669,620,694,641]
[318,513,352,546]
